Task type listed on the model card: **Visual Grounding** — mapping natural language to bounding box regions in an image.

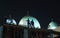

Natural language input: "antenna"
[8,8,11,13]
[25,8,31,16]
[51,18,53,21]
[51,17,54,21]
[27,10,29,16]
[8,8,13,19]
[9,14,12,18]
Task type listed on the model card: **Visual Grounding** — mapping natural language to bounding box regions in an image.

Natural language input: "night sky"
[0,1,60,29]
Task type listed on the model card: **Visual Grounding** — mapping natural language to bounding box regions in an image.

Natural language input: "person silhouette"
[31,19,34,28]
[27,18,31,28]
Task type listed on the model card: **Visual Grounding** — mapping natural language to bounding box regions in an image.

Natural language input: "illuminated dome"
[6,19,17,25]
[53,26,60,32]
[18,16,41,28]
[48,21,58,30]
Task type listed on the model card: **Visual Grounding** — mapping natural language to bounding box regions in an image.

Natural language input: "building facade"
[0,15,60,38]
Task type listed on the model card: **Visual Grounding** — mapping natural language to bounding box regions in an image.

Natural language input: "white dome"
[48,21,58,30]
[6,19,17,25]
[18,16,41,29]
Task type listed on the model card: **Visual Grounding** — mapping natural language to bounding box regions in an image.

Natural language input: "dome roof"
[6,19,17,25]
[48,21,58,30]
[18,16,41,29]
[53,26,60,32]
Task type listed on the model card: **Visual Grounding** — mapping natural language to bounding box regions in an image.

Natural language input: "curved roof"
[48,21,58,30]
[53,26,60,32]
[6,19,17,25]
[18,16,41,29]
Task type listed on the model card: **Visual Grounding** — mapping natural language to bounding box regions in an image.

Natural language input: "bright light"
[6,19,17,25]
[6,19,11,24]
[48,21,58,30]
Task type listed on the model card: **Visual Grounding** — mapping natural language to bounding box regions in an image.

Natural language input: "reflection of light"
[18,16,41,28]
[6,19,17,25]
[48,21,58,30]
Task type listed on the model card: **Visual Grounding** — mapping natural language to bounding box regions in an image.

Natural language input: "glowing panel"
[48,21,58,30]
[18,16,41,28]
[6,19,17,25]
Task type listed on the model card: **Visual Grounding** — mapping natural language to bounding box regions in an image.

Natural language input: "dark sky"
[0,1,60,29]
